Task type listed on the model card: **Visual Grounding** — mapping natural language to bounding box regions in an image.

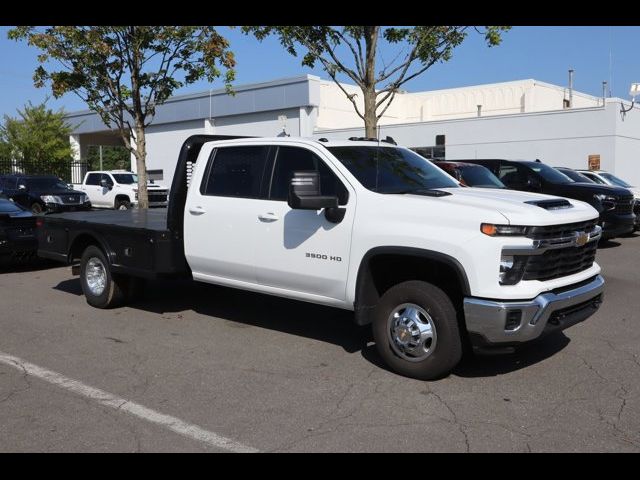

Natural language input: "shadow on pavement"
[453,332,571,378]
[598,239,621,249]
[55,277,370,354]
[53,276,572,374]
[0,258,60,274]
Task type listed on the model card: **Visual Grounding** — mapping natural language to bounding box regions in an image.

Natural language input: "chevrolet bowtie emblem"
[575,231,589,247]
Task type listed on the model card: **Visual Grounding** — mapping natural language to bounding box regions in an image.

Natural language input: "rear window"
[201,146,270,198]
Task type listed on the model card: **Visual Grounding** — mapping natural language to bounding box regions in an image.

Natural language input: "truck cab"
[78,171,169,209]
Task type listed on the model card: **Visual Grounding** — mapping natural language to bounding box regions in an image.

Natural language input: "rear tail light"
[35,218,44,228]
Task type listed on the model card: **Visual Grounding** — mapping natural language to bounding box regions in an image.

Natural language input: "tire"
[372,280,462,380]
[30,203,43,215]
[115,199,131,210]
[79,245,127,308]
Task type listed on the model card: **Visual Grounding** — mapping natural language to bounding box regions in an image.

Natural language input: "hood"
[424,187,599,226]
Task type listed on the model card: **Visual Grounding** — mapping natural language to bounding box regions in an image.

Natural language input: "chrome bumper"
[463,275,604,346]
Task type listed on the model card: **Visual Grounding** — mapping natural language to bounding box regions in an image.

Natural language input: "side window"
[585,173,606,184]
[101,174,114,187]
[86,173,101,186]
[498,165,526,186]
[201,146,269,198]
[269,146,348,205]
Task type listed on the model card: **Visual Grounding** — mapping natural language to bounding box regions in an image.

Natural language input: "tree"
[86,145,130,171]
[0,100,73,178]
[245,26,510,138]
[9,26,235,208]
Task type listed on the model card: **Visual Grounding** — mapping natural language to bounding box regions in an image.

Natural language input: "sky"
[0,26,639,118]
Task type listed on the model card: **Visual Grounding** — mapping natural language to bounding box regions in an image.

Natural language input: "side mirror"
[288,171,338,210]
[100,178,112,189]
[18,184,27,191]
[288,171,345,223]
[526,176,542,191]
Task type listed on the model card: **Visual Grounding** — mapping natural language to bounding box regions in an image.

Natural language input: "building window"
[147,169,164,181]
[411,146,445,160]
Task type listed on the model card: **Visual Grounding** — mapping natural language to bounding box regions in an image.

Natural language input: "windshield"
[600,172,632,188]
[0,199,24,213]
[521,162,574,184]
[22,177,70,190]
[112,173,138,185]
[327,146,459,193]
[557,169,594,183]
[459,165,505,189]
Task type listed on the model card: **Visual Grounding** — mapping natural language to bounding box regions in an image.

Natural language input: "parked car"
[74,171,169,210]
[0,198,38,264]
[554,167,596,184]
[573,169,640,232]
[433,161,506,188]
[0,174,91,214]
[37,136,605,380]
[459,159,636,240]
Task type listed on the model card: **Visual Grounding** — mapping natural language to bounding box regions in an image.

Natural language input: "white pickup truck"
[38,135,605,379]
[75,170,169,209]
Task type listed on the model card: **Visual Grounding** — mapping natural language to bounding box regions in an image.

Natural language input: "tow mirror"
[288,171,345,223]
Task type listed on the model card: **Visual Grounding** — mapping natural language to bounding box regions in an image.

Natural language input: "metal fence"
[0,158,89,184]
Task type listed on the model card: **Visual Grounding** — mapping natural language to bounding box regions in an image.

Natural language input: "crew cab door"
[184,145,271,285]
[253,145,355,302]
[83,173,104,206]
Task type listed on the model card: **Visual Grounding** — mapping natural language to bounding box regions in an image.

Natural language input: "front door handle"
[189,206,206,215]
[258,212,279,222]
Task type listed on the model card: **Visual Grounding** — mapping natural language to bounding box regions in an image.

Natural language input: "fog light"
[505,309,522,331]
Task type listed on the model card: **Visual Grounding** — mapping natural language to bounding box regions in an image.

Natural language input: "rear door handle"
[258,212,279,222]
[189,206,206,215]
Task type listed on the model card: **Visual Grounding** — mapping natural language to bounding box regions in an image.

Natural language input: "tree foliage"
[244,26,510,137]
[9,26,235,207]
[0,100,73,175]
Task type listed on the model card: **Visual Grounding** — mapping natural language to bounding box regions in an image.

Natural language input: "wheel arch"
[353,246,470,326]
[68,231,115,265]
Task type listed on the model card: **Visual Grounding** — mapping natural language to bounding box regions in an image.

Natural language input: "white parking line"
[0,351,259,453]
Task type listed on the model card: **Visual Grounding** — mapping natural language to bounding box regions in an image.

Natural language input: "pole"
[99,145,103,170]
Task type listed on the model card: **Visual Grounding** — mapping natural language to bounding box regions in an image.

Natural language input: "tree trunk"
[363,26,379,139]
[363,87,377,138]
[134,123,149,209]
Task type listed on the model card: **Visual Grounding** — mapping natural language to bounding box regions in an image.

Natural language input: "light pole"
[620,83,640,118]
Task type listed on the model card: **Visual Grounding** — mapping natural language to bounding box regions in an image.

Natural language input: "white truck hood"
[428,187,599,226]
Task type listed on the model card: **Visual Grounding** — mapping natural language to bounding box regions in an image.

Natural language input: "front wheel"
[115,199,131,210]
[30,203,43,215]
[80,245,127,308]
[372,281,462,380]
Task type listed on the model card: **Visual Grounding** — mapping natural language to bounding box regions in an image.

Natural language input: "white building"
[66,75,640,186]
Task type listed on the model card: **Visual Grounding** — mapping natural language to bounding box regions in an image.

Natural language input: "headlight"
[481,223,528,236]
[40,195,62,204]
[594,194,616,211]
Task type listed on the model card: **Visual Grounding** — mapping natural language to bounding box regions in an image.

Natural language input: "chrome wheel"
[86,257,107,296]
[388,303,437,362]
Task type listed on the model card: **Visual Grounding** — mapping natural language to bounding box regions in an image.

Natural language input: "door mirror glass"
[288,171,338,210]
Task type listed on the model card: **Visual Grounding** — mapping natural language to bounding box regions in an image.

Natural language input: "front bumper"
[44,202,92,213]
[463,274,604,347]
[600,213,635,238]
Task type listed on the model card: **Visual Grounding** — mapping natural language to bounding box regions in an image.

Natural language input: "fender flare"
[353,246,470,326]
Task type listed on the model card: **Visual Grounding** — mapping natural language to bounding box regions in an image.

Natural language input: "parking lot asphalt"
[1,235,639,452]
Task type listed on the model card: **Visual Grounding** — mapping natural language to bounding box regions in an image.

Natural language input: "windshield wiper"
[378,188,452,197]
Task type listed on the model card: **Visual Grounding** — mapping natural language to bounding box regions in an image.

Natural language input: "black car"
[459,159,636,239]
[0,174,91,214]
[0,198,38,264]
